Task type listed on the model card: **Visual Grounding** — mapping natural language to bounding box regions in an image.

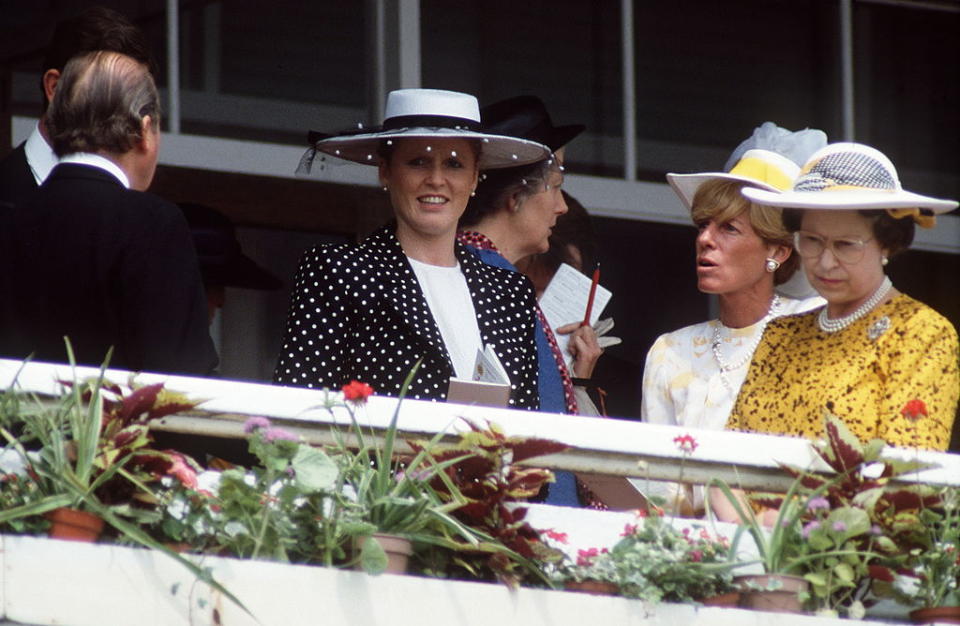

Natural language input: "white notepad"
[539,263,612,370]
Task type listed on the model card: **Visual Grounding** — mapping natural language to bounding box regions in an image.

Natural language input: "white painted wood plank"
[0,535,881,626]
[2,359,958,493]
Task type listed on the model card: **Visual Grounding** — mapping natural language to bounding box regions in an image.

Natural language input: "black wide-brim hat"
[480,95,584,153]
[180,204,283,291]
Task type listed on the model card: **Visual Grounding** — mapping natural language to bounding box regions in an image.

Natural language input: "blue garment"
[464,245,579,507]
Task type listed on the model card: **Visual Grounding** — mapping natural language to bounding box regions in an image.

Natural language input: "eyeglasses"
[793,231,874,264]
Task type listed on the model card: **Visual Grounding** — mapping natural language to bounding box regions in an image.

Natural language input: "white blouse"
[637,295,823,511]
[407,257,482,379]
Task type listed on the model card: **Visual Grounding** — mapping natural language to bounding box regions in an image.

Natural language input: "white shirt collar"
[23,123,59,185]
[59,153,130,189]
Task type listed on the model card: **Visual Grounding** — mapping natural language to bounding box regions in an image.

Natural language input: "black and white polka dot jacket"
[273,224,540,409]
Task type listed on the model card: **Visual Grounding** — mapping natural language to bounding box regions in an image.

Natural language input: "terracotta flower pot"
[564,580,620,596]
[700,590,741,607]
[909,606,960,624]
[735,574,809,614]
[354,533,414,574]
[45,507,104,542]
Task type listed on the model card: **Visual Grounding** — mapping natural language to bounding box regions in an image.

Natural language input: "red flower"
[543,528,569,544]
[342,380,374,403]
[576,547,600,567]
[690,550,703,562]
[673,433,699,454]
[621,523,638,536]
[900,399,928,422]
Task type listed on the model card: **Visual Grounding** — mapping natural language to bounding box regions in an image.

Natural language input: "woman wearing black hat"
[274,89,549,408]
[458,96,602,417]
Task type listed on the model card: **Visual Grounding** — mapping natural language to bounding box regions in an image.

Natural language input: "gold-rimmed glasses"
[793,231,874,264]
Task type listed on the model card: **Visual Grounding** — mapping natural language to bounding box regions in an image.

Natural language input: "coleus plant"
[755,410,942,613]
[410,419,567,587]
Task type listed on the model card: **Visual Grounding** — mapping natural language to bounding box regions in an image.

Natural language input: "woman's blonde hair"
[690,179,798,285]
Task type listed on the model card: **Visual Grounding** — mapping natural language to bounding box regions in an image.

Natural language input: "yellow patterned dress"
[728,294,959,450]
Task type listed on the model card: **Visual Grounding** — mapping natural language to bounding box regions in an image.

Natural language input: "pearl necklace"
[817,276,892,334]
[712,295,781,392]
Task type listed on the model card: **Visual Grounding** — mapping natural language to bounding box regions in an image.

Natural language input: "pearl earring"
[470,190,476,197]
[382,185,388,192]
[765,258,780,273]
[881,256,889,266]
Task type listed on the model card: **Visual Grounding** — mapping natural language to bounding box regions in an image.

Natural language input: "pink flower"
[543,529,569,544]
[264,427,298,443]
[832,521,847,533]
[807,496,831,511]
[900,399,928,422]
[244,416,271,433]
[342,380,374,404]
[690,550,703,562]
[802,520,821,539]
[621,524,638,537]
[673,433,698,454]
[167,452,198,489]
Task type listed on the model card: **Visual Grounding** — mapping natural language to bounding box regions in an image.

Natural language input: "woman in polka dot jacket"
[274,89,552,408]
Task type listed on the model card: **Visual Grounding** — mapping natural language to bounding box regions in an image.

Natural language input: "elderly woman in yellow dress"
[728,142,959,450]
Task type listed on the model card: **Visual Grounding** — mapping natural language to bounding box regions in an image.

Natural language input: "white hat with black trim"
[301,89,550,172]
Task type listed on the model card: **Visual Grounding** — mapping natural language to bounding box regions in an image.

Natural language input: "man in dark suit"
[0,51,217,376]
[0,6,151,206]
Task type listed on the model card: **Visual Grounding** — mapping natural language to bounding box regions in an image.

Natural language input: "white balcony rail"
[2,358,958,494]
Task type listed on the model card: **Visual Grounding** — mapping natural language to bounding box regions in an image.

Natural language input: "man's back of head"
[46,51,160,190]
[40,6,153,113]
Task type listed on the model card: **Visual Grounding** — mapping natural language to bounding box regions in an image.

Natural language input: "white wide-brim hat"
[667,149,802,210]
[742,143,958,214]
[666,122,828,210]
[307,89,550,170]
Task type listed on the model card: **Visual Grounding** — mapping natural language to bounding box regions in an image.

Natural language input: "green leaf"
[861,438,886,462]
[359,535,389,575]
[874,536,898,553]
[827,506,870,539]
[804,572,828,586]
[834,562,855,583]
[809,533,833,551]
[291,445,338,493]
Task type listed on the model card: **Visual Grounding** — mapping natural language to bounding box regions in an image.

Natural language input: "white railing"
[3,358,958,493]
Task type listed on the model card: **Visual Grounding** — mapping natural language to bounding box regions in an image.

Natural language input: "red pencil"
[582,265,600,327]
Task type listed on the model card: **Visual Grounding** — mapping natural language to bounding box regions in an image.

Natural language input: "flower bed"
[0,358,956,621]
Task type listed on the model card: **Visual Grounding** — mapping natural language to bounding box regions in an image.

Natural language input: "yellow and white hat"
[667,122,828,210]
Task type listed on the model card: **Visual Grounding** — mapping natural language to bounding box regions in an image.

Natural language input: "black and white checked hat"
[742,143,957,217]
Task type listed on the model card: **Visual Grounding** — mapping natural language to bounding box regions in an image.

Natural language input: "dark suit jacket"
[0,163,218,375]
[0,143,38,207]
[274,225,540,409]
